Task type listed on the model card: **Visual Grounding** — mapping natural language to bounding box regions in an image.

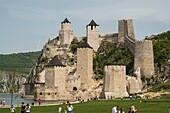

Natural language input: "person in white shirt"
[10,105,16,113]
[112,105,118,113]
[26,104,31,113]
[58,106,62,113]
[67,103,73,113]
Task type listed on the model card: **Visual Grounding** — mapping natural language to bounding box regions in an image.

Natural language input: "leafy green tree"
[5,71,23,106]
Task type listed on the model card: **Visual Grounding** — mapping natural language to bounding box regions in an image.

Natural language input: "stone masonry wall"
[103,65,128,98]
[77,48,93,88]
[87,25,100,51]
[127,19,135,38]
[134,40,155,76]
[59,23,74,45]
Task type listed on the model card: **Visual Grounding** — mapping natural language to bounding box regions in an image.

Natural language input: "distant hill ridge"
[0,51,41,74]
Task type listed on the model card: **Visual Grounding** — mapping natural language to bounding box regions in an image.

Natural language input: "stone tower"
[103,65,128,98]
[59,18,74,45]
[118,19,135,43]
[134,40,155,76]
[127,19,135,38]
[77,41,93,88]
[86,19,100,51]
[45,55,66,92]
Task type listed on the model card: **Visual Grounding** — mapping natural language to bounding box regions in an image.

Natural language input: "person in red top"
[38,99,42,106]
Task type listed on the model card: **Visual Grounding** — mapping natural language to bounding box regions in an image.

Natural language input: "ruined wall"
[126,76,142,94]
[134,40,155,76]
[87,25,100,51]
[103,65,128,98]
[77,48,93,88]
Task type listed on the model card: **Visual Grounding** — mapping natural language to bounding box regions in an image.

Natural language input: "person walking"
[38,99,42,106]
[21,102,26,113]
[67,103,73,113]
[10,105,16,113]
[25,104,31,113]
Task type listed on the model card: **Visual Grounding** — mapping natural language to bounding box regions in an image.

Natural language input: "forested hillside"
[0,51,41,74]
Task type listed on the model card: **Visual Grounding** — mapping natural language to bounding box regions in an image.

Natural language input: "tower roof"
[87,19,99,26]
[46,55,65,67]
[61,18,71,24]
[78,40,93,49]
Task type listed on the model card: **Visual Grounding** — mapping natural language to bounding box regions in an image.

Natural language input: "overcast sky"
[0,0,170,54]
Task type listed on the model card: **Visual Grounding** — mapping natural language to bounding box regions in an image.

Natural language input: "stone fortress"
[25,18,154,100]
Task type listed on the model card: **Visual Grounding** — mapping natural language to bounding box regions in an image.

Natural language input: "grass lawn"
[1,99,170,113]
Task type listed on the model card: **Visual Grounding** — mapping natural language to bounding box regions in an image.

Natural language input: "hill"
[145,30,170,91]
[0,51,41,74]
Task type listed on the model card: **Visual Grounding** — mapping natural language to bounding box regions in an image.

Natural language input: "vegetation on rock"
[93,40,134,80]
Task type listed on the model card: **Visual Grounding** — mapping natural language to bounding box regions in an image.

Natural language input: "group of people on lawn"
[10,102,31,113]
[112,104,136,113]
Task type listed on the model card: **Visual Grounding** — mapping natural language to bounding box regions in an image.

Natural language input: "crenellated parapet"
[59,18,74,45]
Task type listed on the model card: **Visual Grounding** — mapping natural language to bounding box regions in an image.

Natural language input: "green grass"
[1,99,170,113]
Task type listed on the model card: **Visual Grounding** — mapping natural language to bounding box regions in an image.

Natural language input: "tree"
[5,71,23,106]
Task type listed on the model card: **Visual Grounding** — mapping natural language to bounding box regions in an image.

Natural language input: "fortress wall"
[124,36,135,55]
[65,78,81,92]
[87,26,100,51]
[77,48,93,87]
[127,19,135,38]
[54,66,66,91]
[104,65,128,98]
[134,40,155,76]
[45,67,55,87]
[43,86,58,100]
[126,76,142,94]
[99,33,118,43]
[34,84,45,100]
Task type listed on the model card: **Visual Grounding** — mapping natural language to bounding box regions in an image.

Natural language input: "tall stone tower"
[77,41,93,88]
[59,18,74,45]
[127,19,135,38]
[86,19,100,51]
[45,55,66,92]
[134,40,155,76]
[103,65,128,98]
[118,19,135,43]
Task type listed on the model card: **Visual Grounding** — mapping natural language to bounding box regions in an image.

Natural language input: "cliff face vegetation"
[93,40,134,80]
